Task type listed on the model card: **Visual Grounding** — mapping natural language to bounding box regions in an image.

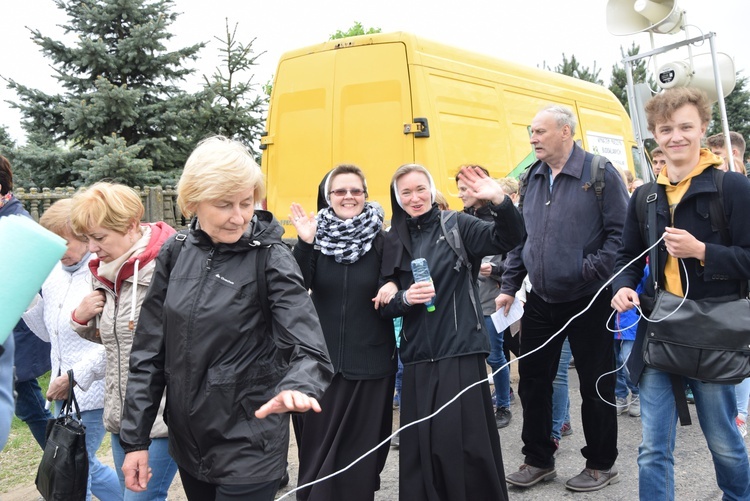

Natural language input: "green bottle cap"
[426,305,436,312]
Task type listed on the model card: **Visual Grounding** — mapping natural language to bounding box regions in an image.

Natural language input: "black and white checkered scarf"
[315,202,383,264]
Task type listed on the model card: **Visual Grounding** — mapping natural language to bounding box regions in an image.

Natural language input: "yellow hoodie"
[656,148,723,296]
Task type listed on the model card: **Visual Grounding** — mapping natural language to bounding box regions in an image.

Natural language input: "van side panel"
[264,51,335,222]
[333,43,414,184]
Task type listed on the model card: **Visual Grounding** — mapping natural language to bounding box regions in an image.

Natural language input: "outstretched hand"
[457,166,506,205]
[255,390,322,419]
[290,203,317,244]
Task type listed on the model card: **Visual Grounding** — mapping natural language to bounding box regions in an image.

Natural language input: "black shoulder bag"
[642,182,750,384]
[36,369,89,501]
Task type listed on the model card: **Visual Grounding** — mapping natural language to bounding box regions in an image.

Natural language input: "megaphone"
[607,0,685,36]
[656,52,736,102]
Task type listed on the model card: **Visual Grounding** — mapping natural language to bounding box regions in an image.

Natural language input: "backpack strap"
[440,210,470,274]
[162,230,188,275]
[255,244,272,329]
[440,210,481,330]
[582,154,606,212]
[709,168,729,244]
[517,160,542,215]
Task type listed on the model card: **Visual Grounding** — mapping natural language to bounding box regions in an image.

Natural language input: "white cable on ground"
[277,234,673,500]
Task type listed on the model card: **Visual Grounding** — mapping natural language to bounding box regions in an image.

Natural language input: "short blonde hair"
[40,198,85,241]
[496,177,519,196]
[434,191,449,210]
[70,182,144,235]
[177,136,265,218]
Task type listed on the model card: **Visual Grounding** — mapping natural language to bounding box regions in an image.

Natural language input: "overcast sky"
[2,0,746,143]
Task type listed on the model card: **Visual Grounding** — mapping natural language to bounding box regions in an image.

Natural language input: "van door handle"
[403,117,430,138]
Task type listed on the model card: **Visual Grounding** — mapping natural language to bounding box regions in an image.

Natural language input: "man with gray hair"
[496,104,628,492]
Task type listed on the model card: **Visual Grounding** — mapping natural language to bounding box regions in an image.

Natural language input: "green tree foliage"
[5,0,204,187]
[330,22,381,40]
[73,134,155,185]
[192,20,267,157]
[546,53,603,85]
[708,75,750,152]
[609,43,656,113]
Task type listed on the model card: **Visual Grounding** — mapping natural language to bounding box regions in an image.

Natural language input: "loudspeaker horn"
[607,0,685,36]
[656,52,736,102]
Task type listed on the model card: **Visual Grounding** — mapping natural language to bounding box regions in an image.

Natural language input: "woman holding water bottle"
[378,163,523,501]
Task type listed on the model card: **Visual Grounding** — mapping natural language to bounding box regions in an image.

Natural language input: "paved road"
[3,367,739,500]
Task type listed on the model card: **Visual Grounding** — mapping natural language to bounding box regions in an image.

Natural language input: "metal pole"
[708,34,736,172]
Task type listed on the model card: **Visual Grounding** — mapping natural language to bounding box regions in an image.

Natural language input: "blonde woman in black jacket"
[290,164,397,501]
[119,136,333,501]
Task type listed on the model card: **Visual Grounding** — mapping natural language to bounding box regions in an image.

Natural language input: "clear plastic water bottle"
[410,258,436,312]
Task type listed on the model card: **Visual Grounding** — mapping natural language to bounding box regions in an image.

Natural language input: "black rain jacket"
[119,211,333,485]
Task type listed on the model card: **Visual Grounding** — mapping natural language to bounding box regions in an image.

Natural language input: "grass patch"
[0,372,112,494]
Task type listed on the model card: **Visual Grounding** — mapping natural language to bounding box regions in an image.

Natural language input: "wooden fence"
[15,186,189,229]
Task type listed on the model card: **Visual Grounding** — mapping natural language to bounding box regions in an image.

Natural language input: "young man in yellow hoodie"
[611,87,750,500]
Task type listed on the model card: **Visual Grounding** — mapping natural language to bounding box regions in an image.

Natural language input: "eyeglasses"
[329,188,366,197]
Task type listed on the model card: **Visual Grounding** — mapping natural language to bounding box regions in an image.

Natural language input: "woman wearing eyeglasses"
[289,164,397,501]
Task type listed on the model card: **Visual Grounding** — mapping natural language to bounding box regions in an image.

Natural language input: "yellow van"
[261,32,639,237]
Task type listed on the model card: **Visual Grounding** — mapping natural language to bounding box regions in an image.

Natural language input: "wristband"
[71,309,88,326]
[402,291,412,306]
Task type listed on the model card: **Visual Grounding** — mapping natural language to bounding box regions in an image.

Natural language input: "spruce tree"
[5,0,204,186]
[192,20,267,157]
[609,43,656,113]
[708,75,750,149]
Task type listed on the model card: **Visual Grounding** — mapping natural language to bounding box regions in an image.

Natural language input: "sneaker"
[737,416,748,438]
[628,397,641,417]
[495,407,512,428]
[686,387,695,404]
[565,467,620,492]
[491,389,497,407]
[615,396,629,415]
[561,421,573,436]
[509,387,515,403]
[552,437,560,457]
[506,464,557,487]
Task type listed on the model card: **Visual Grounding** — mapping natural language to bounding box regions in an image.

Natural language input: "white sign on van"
[586,131,628,172]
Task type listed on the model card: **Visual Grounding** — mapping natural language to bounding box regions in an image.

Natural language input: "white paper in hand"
[491,298,525,332]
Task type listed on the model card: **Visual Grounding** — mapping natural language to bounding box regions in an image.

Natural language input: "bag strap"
[643,185,692,426]
[671,374,692,426]
[62,369,82,421]
[646,183,660,291]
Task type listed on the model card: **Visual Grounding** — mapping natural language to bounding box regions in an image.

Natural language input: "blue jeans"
[639,367,750,500]
[0,335,15,450]
[735,378,750,421]
[614,339,639,399]
[395,353,404,404]
[15,378,53,449]
[111,433,178,501]
[485,316,510,409]
[551,338,572,440]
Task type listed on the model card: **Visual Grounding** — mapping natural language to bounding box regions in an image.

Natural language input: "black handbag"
[643,290,750,384]
[36,370,89,501]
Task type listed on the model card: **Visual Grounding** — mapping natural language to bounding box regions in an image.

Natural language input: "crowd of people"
[2,86,750,501]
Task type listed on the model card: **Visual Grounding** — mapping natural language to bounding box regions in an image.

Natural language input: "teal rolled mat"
[0,215,67,344]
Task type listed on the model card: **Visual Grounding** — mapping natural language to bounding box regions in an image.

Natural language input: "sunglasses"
[329,188,366,197]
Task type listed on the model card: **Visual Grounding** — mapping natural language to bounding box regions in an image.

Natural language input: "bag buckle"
[646,193,658,203]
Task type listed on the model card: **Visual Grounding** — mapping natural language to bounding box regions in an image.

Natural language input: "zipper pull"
[206,248,215,271]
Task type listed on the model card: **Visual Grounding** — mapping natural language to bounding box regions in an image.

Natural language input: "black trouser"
[179,467,281,501]
[518,289,618,470]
